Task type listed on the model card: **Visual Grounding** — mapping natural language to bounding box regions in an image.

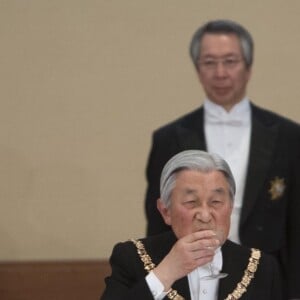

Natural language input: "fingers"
[155,231,220,283]
[189,238,220,252]
[184,230,220,251]
[184,230,217,242]
[193,246,215,260]
[177,230,220,268]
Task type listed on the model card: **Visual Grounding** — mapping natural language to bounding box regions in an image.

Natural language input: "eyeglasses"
[198,57,243,71]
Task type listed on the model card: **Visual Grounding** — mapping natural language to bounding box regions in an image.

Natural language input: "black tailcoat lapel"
[240,104,278,226]
[176,107,207,150]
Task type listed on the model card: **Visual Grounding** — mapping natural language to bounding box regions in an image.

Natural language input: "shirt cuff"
[145,271,167,300]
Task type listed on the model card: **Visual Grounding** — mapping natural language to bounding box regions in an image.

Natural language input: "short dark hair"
[190,19,254,69]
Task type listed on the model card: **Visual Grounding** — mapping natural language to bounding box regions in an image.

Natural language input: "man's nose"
[215,61,228,77]
[195,207,212,223]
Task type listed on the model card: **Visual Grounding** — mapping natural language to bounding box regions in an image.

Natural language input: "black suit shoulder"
[147,106,204,179]
[251,103,300,133]
[153,106,204,138]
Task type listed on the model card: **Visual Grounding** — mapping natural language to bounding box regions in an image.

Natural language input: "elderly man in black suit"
[101,150,282,300]
[144,20,300,299]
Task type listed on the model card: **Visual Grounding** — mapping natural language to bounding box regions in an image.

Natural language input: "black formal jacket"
[101,231,282,300]
[144,103,300,298]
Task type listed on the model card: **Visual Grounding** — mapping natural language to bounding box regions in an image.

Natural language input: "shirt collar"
[204,98,251,126]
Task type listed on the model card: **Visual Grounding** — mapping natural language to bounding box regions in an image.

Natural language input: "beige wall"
[0,0,299,261]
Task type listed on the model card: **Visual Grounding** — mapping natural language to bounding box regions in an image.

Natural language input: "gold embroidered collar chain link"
[131,239,261,300]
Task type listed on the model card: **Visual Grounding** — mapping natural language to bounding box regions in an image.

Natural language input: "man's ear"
[157,198,171,225]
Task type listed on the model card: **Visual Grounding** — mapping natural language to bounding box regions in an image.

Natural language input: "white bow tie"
[205,110,244,126]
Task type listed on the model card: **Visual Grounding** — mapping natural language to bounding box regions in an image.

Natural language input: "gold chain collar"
[131,239,261,300]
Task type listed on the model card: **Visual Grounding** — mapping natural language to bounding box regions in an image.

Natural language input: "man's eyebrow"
[183,187,198,198]
[182,187,227,196]
[183,188,198,196]
[212,187,227,195]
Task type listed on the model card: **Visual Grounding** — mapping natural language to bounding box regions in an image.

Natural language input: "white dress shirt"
[204,98,251,243]
[146,248,222,300]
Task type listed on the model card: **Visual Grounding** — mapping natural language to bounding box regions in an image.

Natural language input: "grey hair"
[189,19,254,70]
[160,150,236,207]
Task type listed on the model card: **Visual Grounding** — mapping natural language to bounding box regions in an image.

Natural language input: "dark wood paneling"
[0,260,110,300]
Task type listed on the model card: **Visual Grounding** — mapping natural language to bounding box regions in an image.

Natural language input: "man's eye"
[184,200,196,206]
[225,59,234,64]
[203,60,215,66]
[224,58,239,67]
[211,199,222,205]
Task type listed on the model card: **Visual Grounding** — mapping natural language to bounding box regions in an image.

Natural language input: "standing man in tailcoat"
[144,19,300,299]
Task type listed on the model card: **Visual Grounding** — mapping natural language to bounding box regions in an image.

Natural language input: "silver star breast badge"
[269,177,286,200]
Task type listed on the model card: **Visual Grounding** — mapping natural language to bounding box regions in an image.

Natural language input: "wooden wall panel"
[0,260,110,300]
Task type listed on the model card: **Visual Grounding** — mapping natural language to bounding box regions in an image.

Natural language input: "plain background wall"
[0,0,299,261]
